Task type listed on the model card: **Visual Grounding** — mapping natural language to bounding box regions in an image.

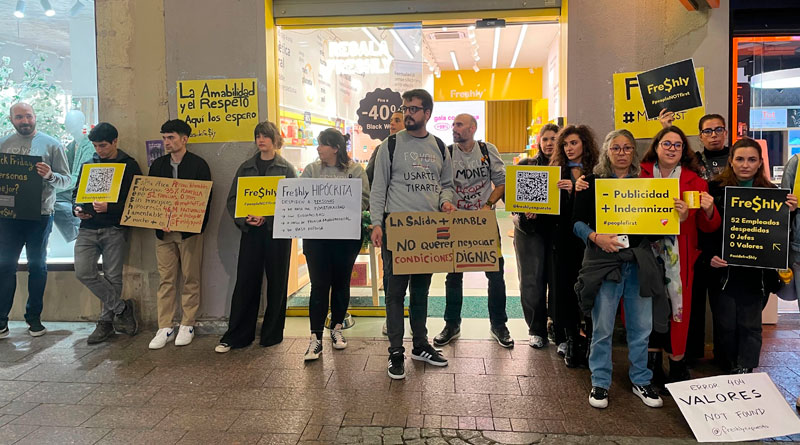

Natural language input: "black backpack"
[448,141,491,168]
[386,133,447,181]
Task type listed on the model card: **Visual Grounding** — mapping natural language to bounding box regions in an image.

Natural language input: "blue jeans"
[0,215,54,326]
[588,261,653,389]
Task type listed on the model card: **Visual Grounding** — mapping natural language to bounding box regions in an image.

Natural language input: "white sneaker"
[331,325,347,350]
[529,335,545,349]
[214,343,231,353]
[174,325,194,346]
[304,336,322,361]
[148,327,175,350]
[557,342,568,357]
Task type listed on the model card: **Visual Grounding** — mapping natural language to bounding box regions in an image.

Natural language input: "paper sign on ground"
[120,175,212,233]
[234,176,284,218]
[0,153,42,220]
[504,165,561,214]
[722,186,790,269]
[177,78,259,143]
[595,178,680,235]
[636,59,704,120]
[385,210,499,275]
[666,373,800,442]
[273,178,362,239]
[75,163,126,203]
[613,68,706,137]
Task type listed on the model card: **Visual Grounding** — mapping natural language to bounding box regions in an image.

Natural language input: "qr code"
[516,170,549,203]
[85,167,115,194]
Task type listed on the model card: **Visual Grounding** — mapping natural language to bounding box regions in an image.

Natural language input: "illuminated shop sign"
[327,40,394,75]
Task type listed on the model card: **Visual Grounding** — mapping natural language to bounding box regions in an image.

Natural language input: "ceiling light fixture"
[473,64,480,73]
[457,74,464,86]
[41,0,54,16]
[69,0,84,17]
[491,27,501,70]
[14,0,25,18]
[450,51,460,71]
[389,29,414,59]
[361,28,380,46]
[509,24,528,69]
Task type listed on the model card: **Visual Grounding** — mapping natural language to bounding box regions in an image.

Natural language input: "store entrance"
[276,19,562,321]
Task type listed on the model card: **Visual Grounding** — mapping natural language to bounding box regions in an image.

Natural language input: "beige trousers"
[155,232,203,328]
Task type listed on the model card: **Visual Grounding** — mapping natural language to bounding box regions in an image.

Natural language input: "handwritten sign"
[177,78,258,143]
[722,186,790,269]
[74,163,126,204]
[234,176,283,218]
[504,165,561,214]
[666,373,800,442]
[120,176,212,233]
[637,59,704,120]
[0,154,42,220]
[273,178,362,239]
[595,178,680,235]
[386,211,500,275]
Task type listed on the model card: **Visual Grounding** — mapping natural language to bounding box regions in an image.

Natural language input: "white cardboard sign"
[666,373,800,442]
[273,178,362,240]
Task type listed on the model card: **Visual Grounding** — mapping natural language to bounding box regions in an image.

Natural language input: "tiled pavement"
[1,316,799,444]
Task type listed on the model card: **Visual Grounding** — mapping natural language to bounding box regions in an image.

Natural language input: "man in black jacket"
[72,123,142,344]
[148,119,212,349]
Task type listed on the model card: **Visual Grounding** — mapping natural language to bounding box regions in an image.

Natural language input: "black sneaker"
[388,351,405,380]
[632,383,664,408]
[433,324,460,347]
[27,319,47,337]
[0,324,8,339]
[490,325,514,348]
[113,299,139,336]
[589,386,609,409]
[87,321,115,345]
[411,343,448,366]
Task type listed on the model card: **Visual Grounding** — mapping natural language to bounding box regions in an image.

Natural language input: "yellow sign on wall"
[75,163,126,203]
[595,178,680,235]
[177,78,259,143]
[613,69,705,138]
[234,176,283,218]
[434,68,543,102]
[504,165,561,214]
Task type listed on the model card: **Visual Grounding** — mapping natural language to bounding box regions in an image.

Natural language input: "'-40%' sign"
[121,176,212,233]
[386,210,500,275]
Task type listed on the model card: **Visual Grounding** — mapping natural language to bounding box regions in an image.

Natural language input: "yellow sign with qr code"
[234,176,284,218]
[595,178,680,235]
[75,163,126,203]
[504,165,561,214]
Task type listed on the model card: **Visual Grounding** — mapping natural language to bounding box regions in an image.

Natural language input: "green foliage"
[0,54,67,141]
[361,210,373,248]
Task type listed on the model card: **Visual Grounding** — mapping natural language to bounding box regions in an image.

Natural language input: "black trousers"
[554,239,584,340]
[220,225,291,348]
[514,227,556,338]
[716,285,763,369]
[305,238,362,336]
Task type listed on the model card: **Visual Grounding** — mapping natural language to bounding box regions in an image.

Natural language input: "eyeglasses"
[609,145,635,154]
[700,126,726,137]
[659,140,683,151]
[399,105,424,114]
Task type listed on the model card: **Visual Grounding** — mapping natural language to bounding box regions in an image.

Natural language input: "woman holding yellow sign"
[572,129,666,410]
[707,137,796,374]
[640,126,720,391]
[216,121,297,353]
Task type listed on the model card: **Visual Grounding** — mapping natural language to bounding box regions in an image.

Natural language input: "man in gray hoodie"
[370,89,456,380]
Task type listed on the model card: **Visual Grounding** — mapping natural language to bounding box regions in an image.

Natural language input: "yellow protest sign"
[177,78,259,143]
[595,178,680,235]
[793,161,800,196]
[504,165,561,214]
[75,163,126,203]
[121,176,213,233]
[234,176,283,218]
[613,68,705,137]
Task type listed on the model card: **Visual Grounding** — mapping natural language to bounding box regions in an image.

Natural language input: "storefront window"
[0,1,98,264]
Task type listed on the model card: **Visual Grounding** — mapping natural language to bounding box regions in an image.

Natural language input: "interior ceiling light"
[449,51,460,71]
[361,28,380,46]
[491,27,501,69]
[473,63,480,73]
[509,24,528,69]
[69,0,84,17]
[389,29,414,59]
[751,68,800,89]
[14,0,25,18]
[41,0,54,16]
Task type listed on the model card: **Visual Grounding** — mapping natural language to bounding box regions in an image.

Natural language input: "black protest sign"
[636,59,703,120]
[357,88,403,141]
[722,187,790,269]
[0,154,43,220]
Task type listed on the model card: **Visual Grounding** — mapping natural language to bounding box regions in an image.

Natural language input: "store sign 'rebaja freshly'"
[327,40,394,74]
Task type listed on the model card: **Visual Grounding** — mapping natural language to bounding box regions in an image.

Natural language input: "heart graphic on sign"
[660,219,668,226]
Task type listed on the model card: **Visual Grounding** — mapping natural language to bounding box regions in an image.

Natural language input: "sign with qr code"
[0,153,43,220]
[75,163,126,203]
[595,178,680,235]
[504,165,561,214]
